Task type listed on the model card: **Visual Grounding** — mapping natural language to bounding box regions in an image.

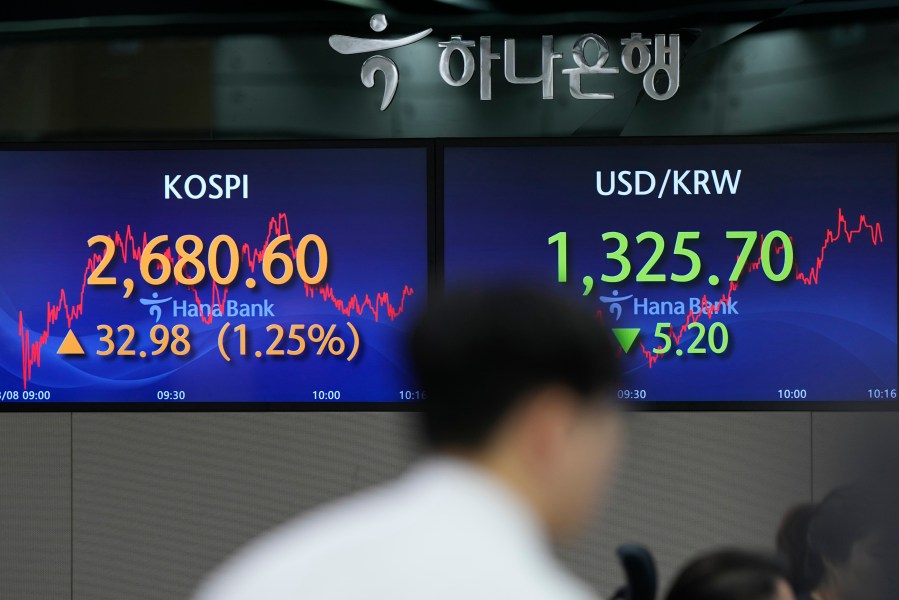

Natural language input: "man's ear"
[517,387,578,472]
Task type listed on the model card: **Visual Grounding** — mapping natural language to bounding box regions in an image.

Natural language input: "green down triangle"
[611,328,641,353]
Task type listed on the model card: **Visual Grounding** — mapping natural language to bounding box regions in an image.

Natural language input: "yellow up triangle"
[57,329,86,356]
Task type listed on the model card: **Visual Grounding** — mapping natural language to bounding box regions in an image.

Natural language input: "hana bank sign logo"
[599,290,739,321]
[329,14,681,111]
[139,292,275,322]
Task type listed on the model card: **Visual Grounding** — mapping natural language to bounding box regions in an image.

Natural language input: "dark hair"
[776,503,820,594]
[777,487,880,594]
[665,549,791,600]
[409,285,620,449]
[807,487,879,580]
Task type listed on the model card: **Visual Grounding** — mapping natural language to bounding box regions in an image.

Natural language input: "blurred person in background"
[665,549,795,600]
[776,486,892,600]
[777,502,819,597]
[193,285,624,600]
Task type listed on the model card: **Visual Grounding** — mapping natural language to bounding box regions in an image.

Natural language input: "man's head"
[409,285,623,538]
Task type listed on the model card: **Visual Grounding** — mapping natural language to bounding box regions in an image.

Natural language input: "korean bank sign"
[330,14,681,110]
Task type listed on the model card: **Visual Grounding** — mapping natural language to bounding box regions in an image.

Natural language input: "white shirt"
[192,457,599,600]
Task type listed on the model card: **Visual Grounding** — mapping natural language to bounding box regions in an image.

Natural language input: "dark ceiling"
[0,1,753,20]
[3,1,899,37]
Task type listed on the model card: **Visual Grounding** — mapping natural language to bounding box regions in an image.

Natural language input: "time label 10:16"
[86,233,328,288]
[548,230,794,285]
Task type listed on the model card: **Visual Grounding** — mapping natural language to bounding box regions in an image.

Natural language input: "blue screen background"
[443,143,898,402]
[0,147,428,403]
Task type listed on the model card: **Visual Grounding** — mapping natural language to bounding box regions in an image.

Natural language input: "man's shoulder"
[500,556,601,600]
[191,481,411,600]
[191,464,602,600]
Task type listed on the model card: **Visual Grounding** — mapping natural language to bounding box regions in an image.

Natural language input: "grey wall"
[3,410,893,600]
[0,414,70,600]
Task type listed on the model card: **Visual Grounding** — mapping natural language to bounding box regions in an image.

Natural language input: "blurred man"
[193,286,623,600]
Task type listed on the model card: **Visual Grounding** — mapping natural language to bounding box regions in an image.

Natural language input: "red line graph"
[17,213,415,389]
[628,208,884,367]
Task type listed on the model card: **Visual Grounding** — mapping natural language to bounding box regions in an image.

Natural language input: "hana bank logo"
[139,292,276,321]
[329,14,432,111]
[599,290,634,321]
[599,290,739,320]
[140,292,173,323]
[329,14,681,111]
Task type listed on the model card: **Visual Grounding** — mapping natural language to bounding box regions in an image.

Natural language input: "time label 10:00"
[86,233,327,288]
[548,230,793,284]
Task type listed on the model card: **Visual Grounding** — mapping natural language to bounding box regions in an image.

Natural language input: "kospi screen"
[0,144,429,406]
[442,140,898,404]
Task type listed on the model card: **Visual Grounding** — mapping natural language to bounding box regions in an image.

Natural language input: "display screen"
[0,145,429,405]
[443,142,898,403]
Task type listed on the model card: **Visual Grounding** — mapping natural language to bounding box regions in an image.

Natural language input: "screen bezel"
[0,139,436,412]
[437,134,899,412]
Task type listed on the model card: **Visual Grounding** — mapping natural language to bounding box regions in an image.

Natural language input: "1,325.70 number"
[548,230,793,284]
